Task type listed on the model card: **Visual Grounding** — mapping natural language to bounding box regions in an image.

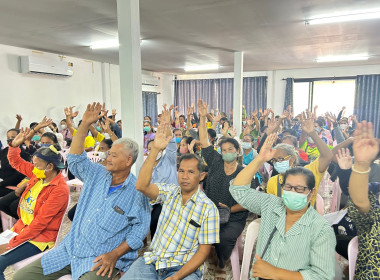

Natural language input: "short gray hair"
[273,143,299,165]
[113,138,139,164]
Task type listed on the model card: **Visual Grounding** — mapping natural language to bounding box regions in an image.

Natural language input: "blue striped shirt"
[230,183,336,280]
[41,152,151,280]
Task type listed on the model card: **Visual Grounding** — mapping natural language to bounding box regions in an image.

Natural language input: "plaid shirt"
[41,152,151,280]
[144,183,220,269]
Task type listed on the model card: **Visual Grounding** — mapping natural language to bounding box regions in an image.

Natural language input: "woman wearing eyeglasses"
[230,134,336,280]
[266,115,333,207]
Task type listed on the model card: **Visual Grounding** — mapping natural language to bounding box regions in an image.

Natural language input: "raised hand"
[352,121,379,164]
[153,123,171,151]
[169,104,174,111]
[197,100,208,117]
[229,127,237,138]
[280,110,290,120]
[37,116,53,129]
[100,118,110,131]
[187,107,192,116]
[246,116,254,127]
[161,106,171,125]
[188,139,196,154]
[299,113,315,134]
[12,127,30,147]
[266,118,278,134]
[213,114,222,123]
[258,133,277,162]
[112,109,117,115]
[252,110,258,118]
[221,122,229,137]
[16,114,22,121]
[336,148,353,170]
[81,103,107,126]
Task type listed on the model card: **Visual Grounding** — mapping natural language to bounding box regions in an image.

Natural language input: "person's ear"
[199,171,207,181]
[308,188,316,201]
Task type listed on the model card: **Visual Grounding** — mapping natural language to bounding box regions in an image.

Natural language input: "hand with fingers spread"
[91,251,118,278]
[81,102,107,126]
[197,100,208,117]
[352,121,379,164]
[258,133,278,162]
[336,148,353,170]
[38,116,53,129]
[11,128,31,147]
[188,139,196,154]
[266,118,278,134]
[252,109,258,118]
[169,104,174,111]
[299,113,315,134]
[112,109,117,116]
[16,114,22,121]
[280,110,290,120]
[213,114,221,123]
[161,106,171,125]
[246,116,254,127]
[153,123,172,151]
[229,127,237,138]
[221,122,230,137]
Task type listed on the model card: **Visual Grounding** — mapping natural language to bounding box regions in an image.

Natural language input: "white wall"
[0,43,175,144]
[0,44,105,144]
[175,64,380,114]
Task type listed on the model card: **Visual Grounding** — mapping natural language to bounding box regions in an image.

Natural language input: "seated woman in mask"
[266,114,333,207]
[230,134,336,280]
[0,128,69,280]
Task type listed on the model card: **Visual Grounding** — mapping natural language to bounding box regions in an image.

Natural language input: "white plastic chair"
[12,196,71,270]
[66,178,84,192]
[316,193,325,215]
[230,234,243,280]
[240,218,261,280]
[348,236,359,280]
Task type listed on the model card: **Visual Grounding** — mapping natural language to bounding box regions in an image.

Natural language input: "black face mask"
[7,138,14,145]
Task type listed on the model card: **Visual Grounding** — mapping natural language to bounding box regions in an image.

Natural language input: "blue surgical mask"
[217,147,222,154]
[222,152,237,162]
[274,160,291,174]
[32,135,41,142]
[175,137,181,144]
[96,126,101,132]
[144,126,151,132]
[282,190,310,211]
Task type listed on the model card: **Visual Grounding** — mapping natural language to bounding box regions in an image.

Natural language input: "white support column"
[116,0,144,174]
[101,62,112,109]
[233,52,244,137]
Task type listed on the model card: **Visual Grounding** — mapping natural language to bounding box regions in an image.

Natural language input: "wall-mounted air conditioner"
[20,56,73,77]
[141,74,160,86]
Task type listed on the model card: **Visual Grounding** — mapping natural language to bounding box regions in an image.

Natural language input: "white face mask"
[97,152,107,160]
[340,124,348,130]
[61,124,67,130]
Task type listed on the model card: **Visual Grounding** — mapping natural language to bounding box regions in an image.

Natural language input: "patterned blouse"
[348,183,380,280]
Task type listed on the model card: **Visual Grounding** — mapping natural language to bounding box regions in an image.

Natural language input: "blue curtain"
[355,75,380,137]
[283,78,294,110]
[174,77,267,116]
[142,92,158,125]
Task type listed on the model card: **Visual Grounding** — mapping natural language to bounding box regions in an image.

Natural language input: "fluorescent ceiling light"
[184,64,219,72]
[90,39,119,49]
[306,9,380,25]
[316,54,369,63]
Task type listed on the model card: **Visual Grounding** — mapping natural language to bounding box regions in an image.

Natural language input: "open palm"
[353,121,379,163]
[82,103,106,125]
[153,124,171,150]
[336,148,353,170]
[12,128,30,147]
[258,133,277,162]
[197,100,208,117]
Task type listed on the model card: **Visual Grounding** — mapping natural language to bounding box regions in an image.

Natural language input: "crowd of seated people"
[0,100,376,280]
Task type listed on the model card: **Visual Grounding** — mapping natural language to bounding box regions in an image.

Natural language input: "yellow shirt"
[19,180,55,251]
[73,129,96,149]
[266,158,325,206]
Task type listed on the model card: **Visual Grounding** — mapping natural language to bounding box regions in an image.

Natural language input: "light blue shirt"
[151,138,178,185]
[41,152,151,280]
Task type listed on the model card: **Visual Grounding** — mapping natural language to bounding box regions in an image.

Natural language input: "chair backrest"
[87,152,103,164]
[348,236,359,280]
[240,218,261,280]
[316,193,324,215]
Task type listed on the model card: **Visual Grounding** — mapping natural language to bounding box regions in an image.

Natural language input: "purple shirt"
[144,133,155,153]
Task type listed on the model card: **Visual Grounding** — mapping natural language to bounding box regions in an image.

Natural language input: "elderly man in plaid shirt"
[123,122,220,280]
[14,103,151,280]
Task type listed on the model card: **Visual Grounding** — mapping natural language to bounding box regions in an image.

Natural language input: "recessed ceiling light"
[306,9,380,25]
[184,64,219,72]
[316,54,369,63]
[90,39,119,49]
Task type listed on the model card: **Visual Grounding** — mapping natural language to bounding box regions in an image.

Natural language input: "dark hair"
[143,121,154,134]
[282,135,298,148]
[243,134,255,142]
[101,139,113,149]
[7,128,20,134]
[179,115,186,120]
[147,139,155,149]
[207,129,216,139]
[41,132,59,146]
[173,128,182,135]
[61,119,67,123]
[35,144,64,172]
[283,167,315,190]
[282,129,297,137]
[316,119,325,128]
[178,153,204,173]
[29,122,38,129]
[219,137,240,152]
[144,116,152,122]
[220,117,228,122]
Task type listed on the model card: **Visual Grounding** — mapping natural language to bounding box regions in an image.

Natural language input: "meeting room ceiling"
[0,0,380,73]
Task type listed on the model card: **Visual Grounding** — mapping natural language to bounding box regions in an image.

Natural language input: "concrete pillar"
[233,52,244,137]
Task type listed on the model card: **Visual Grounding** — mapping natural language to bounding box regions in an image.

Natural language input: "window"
[293,78,356,117]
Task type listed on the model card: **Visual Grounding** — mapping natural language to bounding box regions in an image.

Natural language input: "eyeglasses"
[282,184,309,193]
[271,155,291,164]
